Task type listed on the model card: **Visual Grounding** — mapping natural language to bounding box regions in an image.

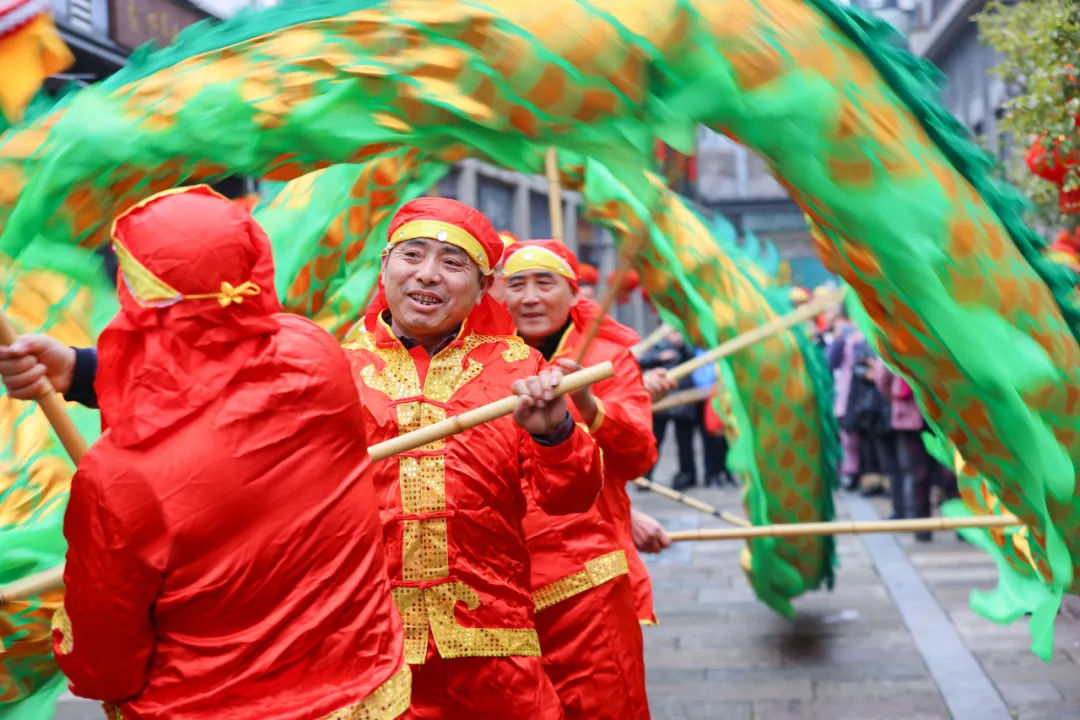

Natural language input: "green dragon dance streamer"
[582,164,838,614]
[252,152,448,337]
[0,256,114,717]
[0,0,1075,656]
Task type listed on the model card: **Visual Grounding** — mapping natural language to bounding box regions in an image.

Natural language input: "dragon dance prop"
[0,0,1075,662]
[630,478,750,528]
[940,453,1062,659]
[669,513,1022,542]
[582,165,839,616]
[0,258,112,718]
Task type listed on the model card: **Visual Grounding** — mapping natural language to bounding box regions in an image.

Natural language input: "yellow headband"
[113,238,261,308]
[503,246,576,283]
[388,219,492,274]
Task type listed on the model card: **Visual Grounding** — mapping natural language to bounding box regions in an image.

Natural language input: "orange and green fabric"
[0,0,1077,659]
[252,152,448,338]
[582,165,838,615]
[0,258,114,719]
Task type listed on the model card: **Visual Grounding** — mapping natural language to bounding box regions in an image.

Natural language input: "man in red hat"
[0,196,604,719]
[500,238,667,719]
[40,186,408,720]
[343,198,604,719]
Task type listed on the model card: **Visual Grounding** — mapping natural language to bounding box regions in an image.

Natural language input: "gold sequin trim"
[392,582,541,664]
[352,328,542,663]
[320,666,412,720]
[103,666,411,720]
[51,604,73,655]
[499,337,531,363]
[532,550,629,612]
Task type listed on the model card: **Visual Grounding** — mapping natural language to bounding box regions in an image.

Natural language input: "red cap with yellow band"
[386,198,504,275]
[501,238,579,291]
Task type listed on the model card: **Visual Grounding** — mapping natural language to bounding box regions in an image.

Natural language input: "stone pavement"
[52,445,1080,720]
[634,439,1080,720]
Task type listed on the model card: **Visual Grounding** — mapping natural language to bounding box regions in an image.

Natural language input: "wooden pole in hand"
[0,312,88,464]
[368,361,615,461]
[665,286,845,383]
[0,311,89,604]
[631,323,671,359]
[0,565,64,604]
[545,147,564,242]
[651,386,714,414]
[667,513,1021,542]
[631,478,750,527]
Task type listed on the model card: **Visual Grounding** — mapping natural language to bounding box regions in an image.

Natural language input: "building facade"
[46,0,269,84]
[694,128,831,290]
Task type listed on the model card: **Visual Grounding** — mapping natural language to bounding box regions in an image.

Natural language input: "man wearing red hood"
[501,238,667,719]
[43,186,409,720]
[342,199,604,719]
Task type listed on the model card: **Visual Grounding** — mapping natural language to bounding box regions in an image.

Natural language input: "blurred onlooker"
[640,330,697,490]
[843,333,890,497]
[876,363,959,541]
[690,354,734,487]
[828,311,861,490]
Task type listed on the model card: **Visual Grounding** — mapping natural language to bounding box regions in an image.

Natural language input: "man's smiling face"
[381,237,491,345]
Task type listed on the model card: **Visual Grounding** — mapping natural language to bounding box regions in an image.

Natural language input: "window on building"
[529,190,552,239]
[434,167,460,200]
[476,177,514,232]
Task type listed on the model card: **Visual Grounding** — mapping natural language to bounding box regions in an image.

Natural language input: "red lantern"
[1027,135,1068,184]
[577,262,599,286]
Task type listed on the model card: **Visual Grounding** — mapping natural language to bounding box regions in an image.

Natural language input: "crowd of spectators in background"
[640,304,958,542]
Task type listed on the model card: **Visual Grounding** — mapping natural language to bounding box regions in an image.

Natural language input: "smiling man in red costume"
[49,186,409,720]
[343,198,603,719]
[501,238,666,720]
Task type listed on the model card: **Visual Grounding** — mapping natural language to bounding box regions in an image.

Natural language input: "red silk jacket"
[524,324,659,623]
[53,315,408,720]
[344,314,603,665]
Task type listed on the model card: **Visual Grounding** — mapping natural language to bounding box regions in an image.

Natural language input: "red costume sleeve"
[588,348,658,482]
[520,423,603,515]
[53,451,164,701]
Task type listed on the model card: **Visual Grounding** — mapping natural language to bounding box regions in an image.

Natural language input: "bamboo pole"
[0,565,64,604]
[631,323,671,359]
[545,147,564,242]
[631,478,750,527]
[651,386,714,414]
[574,232,647,364]
[0,312,88,464]
[368,361,614,461]
[668,513,1022,542]
[666,286,845,383]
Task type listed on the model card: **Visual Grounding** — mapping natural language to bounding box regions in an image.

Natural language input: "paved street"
[635,439,1080,720]
[53,439,1080,720]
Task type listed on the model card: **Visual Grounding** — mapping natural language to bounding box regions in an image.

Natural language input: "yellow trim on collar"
[390,219,491,274]
[503,246,576,283]
[588,396,606,433]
